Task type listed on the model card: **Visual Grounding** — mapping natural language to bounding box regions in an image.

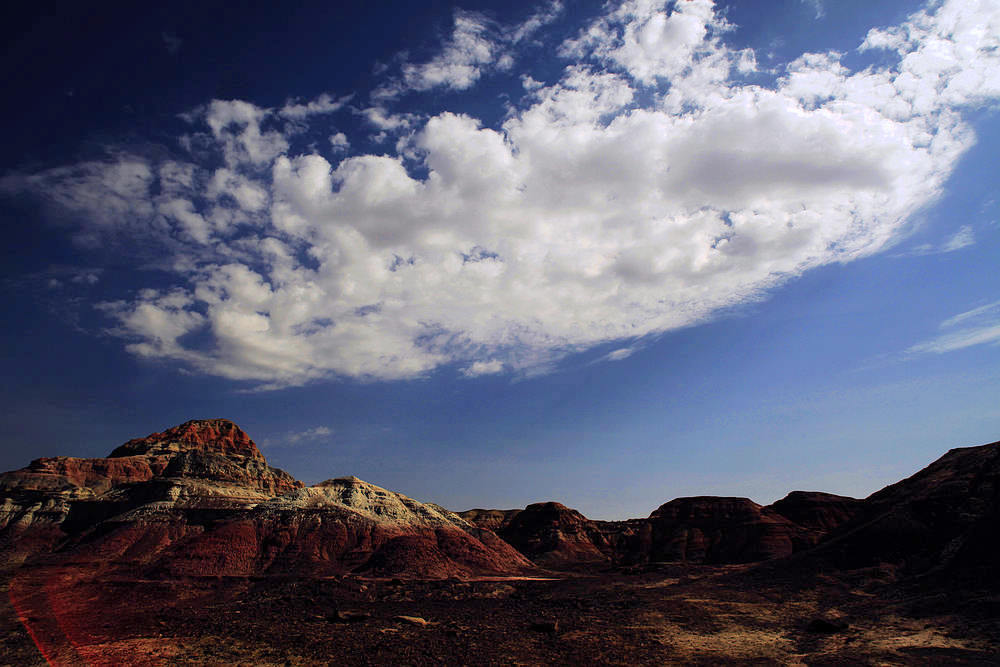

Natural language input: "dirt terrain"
[3,560,999,666]
[3,422,999,665]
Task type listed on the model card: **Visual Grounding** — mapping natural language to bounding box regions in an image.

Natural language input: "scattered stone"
[395,615,429,626]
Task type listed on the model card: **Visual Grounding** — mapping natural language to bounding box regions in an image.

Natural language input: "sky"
[1,0,998,520]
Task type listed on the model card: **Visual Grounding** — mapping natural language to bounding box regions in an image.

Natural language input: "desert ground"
[3,561,998,666]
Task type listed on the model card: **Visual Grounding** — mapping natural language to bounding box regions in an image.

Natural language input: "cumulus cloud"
[908,300,1000,355]
[329,132,350,151]
[4,0,999,388]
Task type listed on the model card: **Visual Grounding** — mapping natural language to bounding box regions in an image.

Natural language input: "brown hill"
[766,491,863,535]
[497,502,611,566]
[639,496,816,563]
[459,508,521,532]
[0,419,534,578]
[461,493,863,568]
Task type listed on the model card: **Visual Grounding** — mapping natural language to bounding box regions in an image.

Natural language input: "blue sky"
[1,0,998,519]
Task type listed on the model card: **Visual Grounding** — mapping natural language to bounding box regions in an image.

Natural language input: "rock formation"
[766,491,863,535]
[463,494,863,567]
[638,496,816,563]
[463,441,998,573]
[0,419,534,578]
[491,502,611,566]
[4,419,996,578]
[458,508,521,533]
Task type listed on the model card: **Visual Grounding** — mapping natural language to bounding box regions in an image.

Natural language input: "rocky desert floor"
[3,561,999,666]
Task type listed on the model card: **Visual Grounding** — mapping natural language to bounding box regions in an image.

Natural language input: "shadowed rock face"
[0,420,535,578]
[807,440,1000,579]
[641,497,816,563]
[766,491,863,535]
[463,495,860,567]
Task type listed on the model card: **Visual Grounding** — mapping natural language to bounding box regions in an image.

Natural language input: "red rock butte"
[108,418,264,460]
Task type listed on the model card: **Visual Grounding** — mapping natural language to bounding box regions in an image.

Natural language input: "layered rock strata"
[0,419,534,578]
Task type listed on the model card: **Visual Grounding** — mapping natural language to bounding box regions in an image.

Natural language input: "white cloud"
[560,0,730,85]
[279,93,352,120]
[259,425,333,449]
[378,1,563,98]
[402,11,498,92]
[329,132,350,152]
[287,425,333,443]
[801,0,825,20]
[463,359,505,377]
[606,348,635,362]
[908,300,1000,355]
[897,224,975,256]
[5,0,1000,388]
[941,225,975,252]
[509,0,564,44]
[203,100,289,167]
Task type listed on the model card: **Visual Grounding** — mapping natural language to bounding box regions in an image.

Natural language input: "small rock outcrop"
[766,491,862,535]
[494,502,611,566]
[109,419,265,460]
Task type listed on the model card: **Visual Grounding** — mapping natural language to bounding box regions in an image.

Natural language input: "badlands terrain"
[1,419,999,665]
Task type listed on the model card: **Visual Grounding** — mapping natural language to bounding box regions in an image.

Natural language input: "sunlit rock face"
[0,420,535,578]
[109,418,266,461]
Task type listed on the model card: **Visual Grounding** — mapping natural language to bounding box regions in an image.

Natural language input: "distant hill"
[3,419,997,582]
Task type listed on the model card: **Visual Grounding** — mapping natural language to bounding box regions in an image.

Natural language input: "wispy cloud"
[279,93,353,120]
[899,225,976,257]
[260,426,333,449]
[941,225,975,252]
[606,348,636,362]
[908,300,1000,355]
[801,0,825,20]
[162,31,182,55]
